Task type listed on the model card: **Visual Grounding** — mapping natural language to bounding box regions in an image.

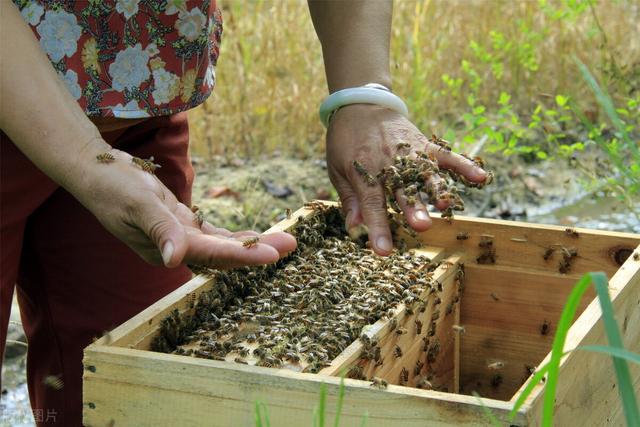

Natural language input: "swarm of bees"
[348,135,492,222]
[151,206,446,377]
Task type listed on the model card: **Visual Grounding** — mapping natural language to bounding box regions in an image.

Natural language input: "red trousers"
[1,114,194,426]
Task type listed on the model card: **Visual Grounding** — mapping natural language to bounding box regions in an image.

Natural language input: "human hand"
[326,104,488,256]
[67,146,297,269]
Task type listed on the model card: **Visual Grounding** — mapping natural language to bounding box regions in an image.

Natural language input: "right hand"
[66,144,297,269]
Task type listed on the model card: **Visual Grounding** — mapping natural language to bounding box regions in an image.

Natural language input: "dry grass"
[188,0,640,159]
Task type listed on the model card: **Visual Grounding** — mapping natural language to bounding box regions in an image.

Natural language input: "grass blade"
[472,392,502,426]
[591,272,640,426]
[333,376,346,427]
[540,273,596,426]
[255,401,263,427]
[509,362,551,420]
[359,411,369,427]
[318,383,327,427]
[573,345,640,365]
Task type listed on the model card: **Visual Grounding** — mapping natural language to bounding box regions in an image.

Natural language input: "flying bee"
[370,377,388,390]
[96,152,115,163]
[634,252,640,261]
[285,208,292,218]
[393,345,403,358]
[399,367,409,385]
[352,160,377,186]
[416,376,433,390]
[452,324,465,334]
[487,361,505,370]
[242,237,260,248]
[43,375,64,390]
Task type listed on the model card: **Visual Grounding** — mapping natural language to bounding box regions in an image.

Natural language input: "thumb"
[138,203,188,268]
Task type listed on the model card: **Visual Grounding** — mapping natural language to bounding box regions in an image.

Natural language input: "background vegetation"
[189,0,639,158]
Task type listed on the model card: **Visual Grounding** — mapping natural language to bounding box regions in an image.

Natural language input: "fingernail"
[414,210,429,222]
[376,236,393,253]
[162,240,174,266]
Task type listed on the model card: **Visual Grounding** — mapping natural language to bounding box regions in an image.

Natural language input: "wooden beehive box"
[84,202,640,426]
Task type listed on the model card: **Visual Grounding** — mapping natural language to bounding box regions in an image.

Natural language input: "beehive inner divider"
[321,255,463,393]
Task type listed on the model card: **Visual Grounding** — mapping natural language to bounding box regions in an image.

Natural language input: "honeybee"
[428,134,451,151]
[416,376,433,390]
[543,247,555,261]
[234,357,248,364]
[487,361,505,370]
[389,318,398,332]
[565,228,579,238]
[634,252,640,261]
[352,160,377,186]
[540,320,551,336]
[131,156,161,174]
[414,319,423,335]
[395,327,408,336]
[399,367,409,385]
[285,208,292,219]
[43,375,64,390]
[242,237,260,248]
[456,232,470,241]
[414,359,424,376]
[452,324,465,334]
[393,345,403,358]
[96,152,115,163]
[191,205,205,227]
[370,377,388,390]
[396,142,412,151]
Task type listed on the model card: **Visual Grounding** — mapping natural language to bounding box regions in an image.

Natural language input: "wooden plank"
[518,244,640,426]
[458,264,595,400]
[396,213,639,277]
[83,346,528,427]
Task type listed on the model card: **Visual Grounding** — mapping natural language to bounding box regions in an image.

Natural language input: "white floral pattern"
[14,1,222,117]
[166,0,187,16]
[108,43,151,92]
[111,100,151,119]
[152,69,180,104]
[115,0,140,20]
[36,10,82,62]
[20,1,44,26]
[175,8,206,42]
[59,69,82,100]
[204,65,215,89]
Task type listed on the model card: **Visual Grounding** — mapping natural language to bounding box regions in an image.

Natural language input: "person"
[0,1,487,425]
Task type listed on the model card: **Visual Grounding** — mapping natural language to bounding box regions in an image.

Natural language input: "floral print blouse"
[13,0,223,118]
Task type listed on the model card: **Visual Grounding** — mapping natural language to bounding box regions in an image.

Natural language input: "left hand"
[326,104,488,256]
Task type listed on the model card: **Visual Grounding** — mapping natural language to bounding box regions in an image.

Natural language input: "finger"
[431,149,487,183]
[331,173,363,232]
[394,189,432,231]
[201,221,234,237]
[185,233,281,269]
[256,231,297,256]
[135,201,188,268]
[350,171,393,256]
[230,230,260,238]
[425,174,450,211]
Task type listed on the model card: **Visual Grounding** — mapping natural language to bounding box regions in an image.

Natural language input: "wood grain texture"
[458,264,595,400]
[83,346,527,427]
[520,244,640,427]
